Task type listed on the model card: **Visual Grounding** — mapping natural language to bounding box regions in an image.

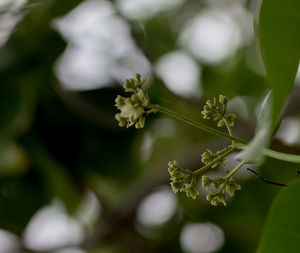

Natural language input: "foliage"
[0,0,300,253]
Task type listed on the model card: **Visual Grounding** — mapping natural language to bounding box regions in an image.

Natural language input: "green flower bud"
[171,181,186,194]
[226,113,236,127]
[202,175,212,189]
[168,160,179,171]
[135,116,145,129]
[185,186,199,200]
[203,105,210,112]
[226,181,241,196]
[211,198,220,206]
[134,73,141,83]
[201,95,236,131]
[213,115,221,121]
[115,74,155,129]
[115,95,126,109]
[206,98,216,109]
[217,118,225,127]
[201,149,214,164]
[123,78,137,92]
[206,193,214,202]
[211,178,224,188]
[219,95,228,105]
[201,111,213,119]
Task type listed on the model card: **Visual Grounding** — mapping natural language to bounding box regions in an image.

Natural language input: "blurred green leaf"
[25,137,82,213]
[202,56,265,97]
[258,178,300,253]
[259,0,300,127]
[240,0,300,164]
[0,79,37,138]
[0,139,28,176]
[136,14,177,61]
[0,172,46,232]
[238,92,272,164]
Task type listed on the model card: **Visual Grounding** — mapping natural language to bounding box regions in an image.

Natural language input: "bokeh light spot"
[116,0,184,20]
[54,0,150,90]
[137,187,177,227]
[180,10,241,64]
[180,222,224,253]
[276,117,300,145]
[155,51,201,98]
[0,229,19,253]
[23,200,84,251]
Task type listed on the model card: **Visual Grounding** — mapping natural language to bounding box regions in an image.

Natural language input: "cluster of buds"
[168,161,199,199]
[201,95,235,128]
[115,74,156,129]
[202,175,241,206]
[201,149,228,168]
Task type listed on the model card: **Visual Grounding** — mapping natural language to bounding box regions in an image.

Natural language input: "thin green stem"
[223,116,233,137]
[149,104,300,164]
[192,146,236,176]
[225,160,245,179]
[149,104,246,144]
[234,143,300,164]
[222,162,230,173]
[218,161,245,195]
[262,149,300,163]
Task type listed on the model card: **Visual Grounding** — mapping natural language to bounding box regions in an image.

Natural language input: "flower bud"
[211,198,220,206]
[219,95,228,105]
[134,73,141,83]
[217,118,225,127]
[202,175,212,189]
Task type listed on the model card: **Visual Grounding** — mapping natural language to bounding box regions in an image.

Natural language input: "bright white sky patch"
[116,0,184,20]
[180,222,224,253]
[180,9,241,64]
[137,187,177,227]
[155,51,201,98]
[54,0,150,91]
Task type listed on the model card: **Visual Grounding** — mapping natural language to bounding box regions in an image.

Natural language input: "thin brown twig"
[247,168,287,187]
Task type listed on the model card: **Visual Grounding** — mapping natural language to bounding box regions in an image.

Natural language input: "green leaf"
[259,0,300,127]
[240,0,300,164]
[0,139,28,176]
[238,92,272,164]
[258,178,300,253]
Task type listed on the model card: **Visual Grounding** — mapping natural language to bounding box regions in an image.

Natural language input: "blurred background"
[0,0,300,252]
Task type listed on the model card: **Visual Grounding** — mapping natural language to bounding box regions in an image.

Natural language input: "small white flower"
[115,74,155,129]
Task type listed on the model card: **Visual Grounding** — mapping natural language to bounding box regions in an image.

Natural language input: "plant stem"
[149,104,300,164]
[263,149,300,163]
[218,160,245,195]
[222,162,230,173]
[223,116,233,137]
[192,146,236,176]
[149,104,246,144]
[234,142,300,164]
[225,160,245,179]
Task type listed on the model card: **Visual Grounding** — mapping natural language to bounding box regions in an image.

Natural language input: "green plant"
[114,75,300,206]
[114,0,300,250]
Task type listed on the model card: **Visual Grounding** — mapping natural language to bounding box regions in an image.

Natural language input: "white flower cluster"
[115,74,155,129]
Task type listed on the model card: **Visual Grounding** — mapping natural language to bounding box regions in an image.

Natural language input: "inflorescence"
[201,95,235,128]
[115,74,157,129]
[115,74,244,206]
[168,161,199,200]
